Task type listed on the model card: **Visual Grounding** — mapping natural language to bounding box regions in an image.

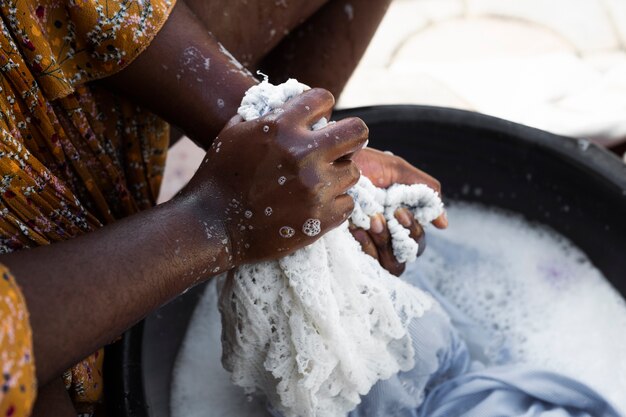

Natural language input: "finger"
[317,117,369,162]
[395,208,427,257]
[417,170,441,195]
[329,193,355,227]
[369,214,405,276]
[395,158,442,194]
[331,160,361,194]
[349,224,379,260]
[432,211,448,229]
[394,161,447,229]
[280,88,335,127]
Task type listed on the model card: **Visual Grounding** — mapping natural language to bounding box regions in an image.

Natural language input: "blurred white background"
[160,0,626,201]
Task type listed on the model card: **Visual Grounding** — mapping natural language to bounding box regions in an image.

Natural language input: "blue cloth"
[345,261,622,417]
[420,367,620,417]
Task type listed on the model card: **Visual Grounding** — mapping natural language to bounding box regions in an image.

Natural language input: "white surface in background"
[339,0,626,147]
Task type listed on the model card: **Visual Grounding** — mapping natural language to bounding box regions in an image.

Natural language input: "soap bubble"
[263,125,270,133]
[244,210,253,219]
[302,219,321,237]
[279,226,295,238]
[278,176,286,185]
[265,207,273,216]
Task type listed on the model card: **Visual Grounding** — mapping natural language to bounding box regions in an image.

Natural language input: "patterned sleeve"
[0,266,36,417]
[0,0,176,100]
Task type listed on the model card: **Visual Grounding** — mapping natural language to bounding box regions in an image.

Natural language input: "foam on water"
[406,202,626,412]
[172,201,626,416]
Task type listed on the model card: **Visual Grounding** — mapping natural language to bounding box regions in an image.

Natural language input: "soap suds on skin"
[279,226,295,238]
[218,42,254,78]
[302,218,321,237]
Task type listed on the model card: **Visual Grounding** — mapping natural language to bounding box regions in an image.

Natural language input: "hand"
[350,148,447,275]
[181,89,368,266]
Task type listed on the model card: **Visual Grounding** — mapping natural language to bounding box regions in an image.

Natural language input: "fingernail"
[370,215,384,234]
[397,209,413,227]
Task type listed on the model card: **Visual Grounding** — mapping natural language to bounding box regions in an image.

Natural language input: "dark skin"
[10,0,446,414]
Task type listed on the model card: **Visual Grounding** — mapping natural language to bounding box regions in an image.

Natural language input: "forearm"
[1,194,230,385]
[104,1,258,149]
[259,0,392,98]
[30,379,76,417]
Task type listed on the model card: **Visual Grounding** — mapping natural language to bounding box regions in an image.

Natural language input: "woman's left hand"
[350,147,448,276]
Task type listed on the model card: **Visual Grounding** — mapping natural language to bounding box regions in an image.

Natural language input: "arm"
[103,1,258,149]
[259,0,393,98]
[2,88,365,387]
[3,186,230,385]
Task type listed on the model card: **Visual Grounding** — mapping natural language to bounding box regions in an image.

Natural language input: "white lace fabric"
[218,79,444,417]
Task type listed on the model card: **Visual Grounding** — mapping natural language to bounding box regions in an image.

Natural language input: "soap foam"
[406,202,626,413]
[172,202,626,417]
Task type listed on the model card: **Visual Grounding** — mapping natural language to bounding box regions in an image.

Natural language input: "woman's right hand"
[179,89,368,266]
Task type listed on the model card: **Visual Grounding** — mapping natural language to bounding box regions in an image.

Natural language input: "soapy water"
[171,202,626,417]
[405,202,626,413]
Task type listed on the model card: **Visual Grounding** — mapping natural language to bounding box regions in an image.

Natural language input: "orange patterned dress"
[0,0,176,415]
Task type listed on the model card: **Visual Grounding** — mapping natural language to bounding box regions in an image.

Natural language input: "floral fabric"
[0,0,176,414]
[0,266,36,417]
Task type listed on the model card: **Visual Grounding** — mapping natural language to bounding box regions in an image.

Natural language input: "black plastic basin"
[105,105,626,417]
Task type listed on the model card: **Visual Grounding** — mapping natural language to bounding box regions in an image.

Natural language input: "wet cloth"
[346,298,621,417]
[172,255,622,417]
[220,79,445,417]
[344,246,622,417]
[0,0,175,413]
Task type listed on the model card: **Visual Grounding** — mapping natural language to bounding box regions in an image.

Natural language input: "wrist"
[163,189,234,282]
[182,72,257,150]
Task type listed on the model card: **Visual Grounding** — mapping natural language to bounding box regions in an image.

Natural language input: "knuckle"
[336,193,354,211]
[302,184,321,204]
[351,117,369,139]
[310,88,335,107]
